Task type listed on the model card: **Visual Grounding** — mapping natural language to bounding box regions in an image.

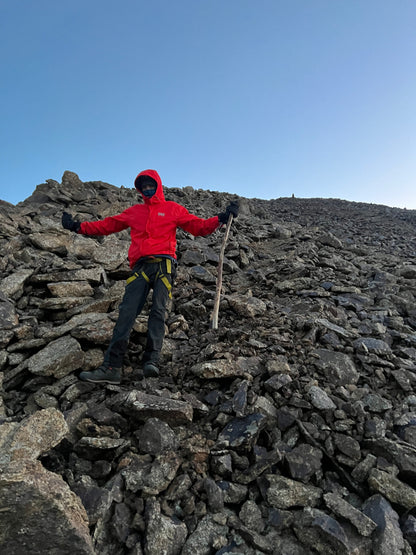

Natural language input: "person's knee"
[149,305,167,321]
[151,292,169,316]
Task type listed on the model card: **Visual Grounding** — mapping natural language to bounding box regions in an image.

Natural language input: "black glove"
[62,212,81,233]
[218,201,239,224]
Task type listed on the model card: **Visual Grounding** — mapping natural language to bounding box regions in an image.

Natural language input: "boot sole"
[79,374,121,385]
[82,378,121,385]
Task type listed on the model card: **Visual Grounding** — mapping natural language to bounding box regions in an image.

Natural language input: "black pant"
[104,259,175,367]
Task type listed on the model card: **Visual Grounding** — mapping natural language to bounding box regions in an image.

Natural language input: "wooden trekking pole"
[211,213,233,329]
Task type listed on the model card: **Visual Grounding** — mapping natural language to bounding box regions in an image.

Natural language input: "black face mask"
[142,188,156,198]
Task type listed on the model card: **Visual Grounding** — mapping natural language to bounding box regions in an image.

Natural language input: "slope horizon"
[1,170,416,213]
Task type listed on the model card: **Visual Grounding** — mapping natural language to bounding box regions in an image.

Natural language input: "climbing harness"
[126,257,174,298]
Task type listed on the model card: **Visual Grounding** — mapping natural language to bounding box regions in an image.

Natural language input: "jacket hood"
[134,169,165,204]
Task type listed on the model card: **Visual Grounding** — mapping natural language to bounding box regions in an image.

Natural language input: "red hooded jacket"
[79,170,220,268]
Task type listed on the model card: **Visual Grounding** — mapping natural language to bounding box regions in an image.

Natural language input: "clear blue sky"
[1,0,415,208]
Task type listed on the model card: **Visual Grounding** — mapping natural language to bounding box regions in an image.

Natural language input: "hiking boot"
[79,365,121,385]
[143,361,159,378]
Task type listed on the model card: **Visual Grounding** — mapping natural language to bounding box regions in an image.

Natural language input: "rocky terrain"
[1,170,416,554]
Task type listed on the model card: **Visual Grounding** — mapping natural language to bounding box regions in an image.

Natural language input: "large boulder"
[0,408,94,554]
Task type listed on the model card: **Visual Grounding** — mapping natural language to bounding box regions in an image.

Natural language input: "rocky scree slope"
[1,171,416,554]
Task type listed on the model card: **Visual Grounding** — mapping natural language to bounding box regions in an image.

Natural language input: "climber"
[62,169,239,384]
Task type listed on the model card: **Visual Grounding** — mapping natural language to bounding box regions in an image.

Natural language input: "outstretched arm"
[177,201,239,236]
[61,212,129,236]
[176,207,220,236]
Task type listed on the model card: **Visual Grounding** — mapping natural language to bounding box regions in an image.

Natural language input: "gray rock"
[353,337,392,356]
[91,235,128,270]
[275,277,316,293]
[71,479,113,525]
[266,356,292,375]
[318,232,343,248]
[62,169,84,188]
[232,379,248,416]
[191,356,260,379]
[364,417,387,438]
[33,267,104,284]
[0,292,19,330]
[362,393,392,412]
[108,390,193,426]
[333,433,361,461]
[285,443,323,483]
[392,369,414,392]
[233,448,281,485]
[252,394,278,419]
[203,477,224,512]
[313,348,360,385]
[227,514,273,553]
[401,515,416,551]
[265,373,293,392]
[0,409,94,554]
[218,481,248,504]
[27,335,84,378]
[335,293,373,312]
[363,437,416,480]
[210,452,233,478]
[144,498,187,555]
[0,351,7,371]
[189,265,216,283]
[47,280,94,297]
[112,501,132,544]
[398,265,416,279]
[181,515,228,555]
[0,373,4,417]
[293,509,372,555]
[137,417,179,455]
[323,493,377,536]
[308,385,336,410]
[165,473,193,501]
[362,494,405,554]
[42,312,112,341]
[66,234,97,260]
[313,318,355,339]
[351,454,377,482]
[70,316,116,344]
[0,459,94,554]
[38,296,88,311]
[181,249,207,266]
[0,408,68,465]
[123,451,182,495]
[216,413,267,450]
[368,469,416,509]
[74,436,130,460]
[264,475,322,509]
[29,231,70,254]
[228,293,267,317]
[85,403,129,433]
[239,500,265,533]
[0,269,33,299]
[272,223,292,239]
